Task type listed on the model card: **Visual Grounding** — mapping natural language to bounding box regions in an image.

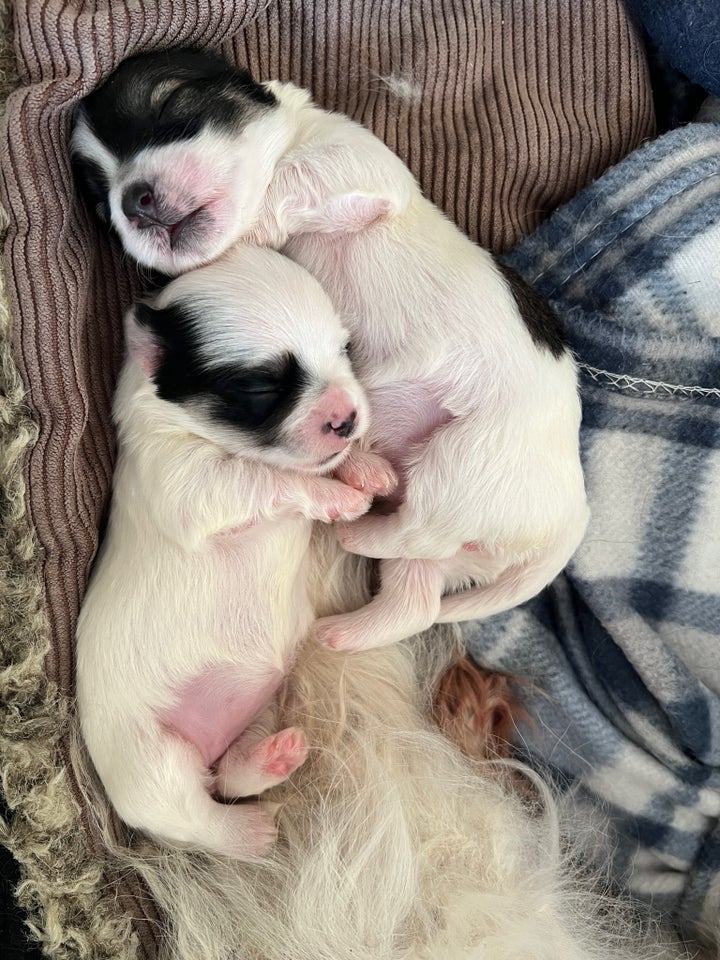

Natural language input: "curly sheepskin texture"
[0,5,149,954]
[0,220,141,951]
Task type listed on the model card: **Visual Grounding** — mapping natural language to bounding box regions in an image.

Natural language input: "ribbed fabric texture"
[230,0,654,252]
[0,1,654,955]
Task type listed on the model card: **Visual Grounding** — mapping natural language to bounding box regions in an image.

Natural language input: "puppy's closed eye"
[150,79,185,111]
[232,383,283,423]
[230,354,301,397]
[204,355,306,431]
[154,90,206,142]
[156,82,207,122]
[242,379,283,394]
[156,84,187,120]
[236,374,285,402]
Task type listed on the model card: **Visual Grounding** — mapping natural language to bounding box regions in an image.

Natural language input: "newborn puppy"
[75,244,391,858]
[71,49,590,652]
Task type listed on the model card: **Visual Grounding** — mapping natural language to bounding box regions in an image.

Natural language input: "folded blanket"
[465,120,720,951]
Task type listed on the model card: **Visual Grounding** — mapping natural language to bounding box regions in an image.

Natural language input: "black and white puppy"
[72,48,589,653]
[71,48,286,271]
[75,242,394,859]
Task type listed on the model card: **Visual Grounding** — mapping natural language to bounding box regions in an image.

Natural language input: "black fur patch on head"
[496,261,566,358]
[134,300,308,444]
[75,47,276,161]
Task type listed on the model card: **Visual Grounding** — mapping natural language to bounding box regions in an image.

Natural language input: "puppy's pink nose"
[323,410,357,439]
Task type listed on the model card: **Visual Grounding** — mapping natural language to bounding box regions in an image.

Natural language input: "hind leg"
[214,705,308,799]
[314,558,446,651]
[116,735,277,860]
[336,510,461,560]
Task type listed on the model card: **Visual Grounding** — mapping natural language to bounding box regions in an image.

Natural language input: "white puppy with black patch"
[75,242,393,859]
[72,49,589,653]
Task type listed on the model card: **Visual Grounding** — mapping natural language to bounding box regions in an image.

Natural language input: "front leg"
[155,444,380,545]
[314,558,446,651]
[271,452,396,524]
[277,473,373,523]
[335,511,459,561]
[332,448,398,497]
[251,143,408,247]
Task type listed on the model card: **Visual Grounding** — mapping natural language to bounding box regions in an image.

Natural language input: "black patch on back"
[495,261,566,358]
[73,47,276,162]
[135,301,307,444]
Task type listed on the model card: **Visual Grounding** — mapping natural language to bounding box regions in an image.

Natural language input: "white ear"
[277,188,398,238]
[313,192,397,233]
[124,304,163,379]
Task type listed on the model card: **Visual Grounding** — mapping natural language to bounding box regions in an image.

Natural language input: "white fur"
[75,245,393,859]
[74,605,682,960]
[85,78,590,651]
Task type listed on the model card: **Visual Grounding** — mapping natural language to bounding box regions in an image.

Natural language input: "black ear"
[71,152,111,224]
[126,303,165,378]
[70,107,111,225]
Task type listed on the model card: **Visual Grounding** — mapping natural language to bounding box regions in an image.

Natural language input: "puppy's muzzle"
[121,181,198,248]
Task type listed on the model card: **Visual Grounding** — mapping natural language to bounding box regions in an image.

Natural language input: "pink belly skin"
[368,380,452,462]
[161,666,283,768]
[367,380,453,503]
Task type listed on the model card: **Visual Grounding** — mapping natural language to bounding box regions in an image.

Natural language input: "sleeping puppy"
[75,242,393,859]
[71,48,590,653]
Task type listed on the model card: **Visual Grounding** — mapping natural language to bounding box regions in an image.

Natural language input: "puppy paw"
[315,483,373,523]
[314,614,375,652]
[334,451,398,497]
[215,728,308,799]
[333,518,392,555]
[250,727,308,780]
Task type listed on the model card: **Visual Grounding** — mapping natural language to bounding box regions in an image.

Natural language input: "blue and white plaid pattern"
[463,120,720,947]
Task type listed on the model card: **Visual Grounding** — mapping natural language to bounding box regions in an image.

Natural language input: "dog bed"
[0,1,658,956]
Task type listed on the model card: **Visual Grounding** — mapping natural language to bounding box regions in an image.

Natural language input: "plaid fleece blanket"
[464,119,720,949]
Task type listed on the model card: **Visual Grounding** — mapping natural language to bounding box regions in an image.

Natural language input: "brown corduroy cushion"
[0,1,654,953]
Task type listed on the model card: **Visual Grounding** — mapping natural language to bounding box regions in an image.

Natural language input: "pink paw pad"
[252,727,308,779]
